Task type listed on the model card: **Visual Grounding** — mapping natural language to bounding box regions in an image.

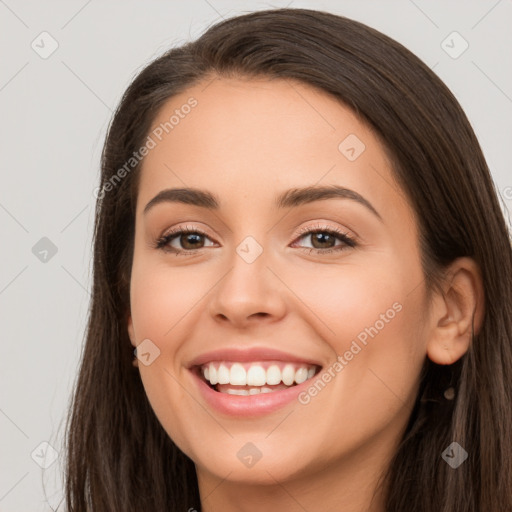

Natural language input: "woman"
[64,8,512,511]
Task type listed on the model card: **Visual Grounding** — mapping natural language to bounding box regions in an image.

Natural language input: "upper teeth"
[202,362,317,387]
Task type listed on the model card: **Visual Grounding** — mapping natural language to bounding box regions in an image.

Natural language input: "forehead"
[136,76,411,225]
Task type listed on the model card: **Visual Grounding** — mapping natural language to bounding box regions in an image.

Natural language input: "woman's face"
[127,76,430,487]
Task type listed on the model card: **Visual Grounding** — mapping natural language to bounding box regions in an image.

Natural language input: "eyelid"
[155,224,217,251]
[160,223,214,239]
[159,220,355,240]
[293,221,356,239]
[291,223,357,250]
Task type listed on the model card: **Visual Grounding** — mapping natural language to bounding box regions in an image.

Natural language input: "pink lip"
[187,346,322,368]
[189,368,317,416]
[187,347,323,416]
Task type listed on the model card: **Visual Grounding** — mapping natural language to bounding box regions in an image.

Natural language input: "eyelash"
[154,223,357,256]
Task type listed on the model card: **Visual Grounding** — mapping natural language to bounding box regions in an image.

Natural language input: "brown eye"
[178,232,205,250]
[307,232,337,249]
[292,226,357,254]
[155,227,216,254]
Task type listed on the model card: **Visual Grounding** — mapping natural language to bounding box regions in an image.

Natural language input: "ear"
[426,257,485,365]
[127,314,139,368]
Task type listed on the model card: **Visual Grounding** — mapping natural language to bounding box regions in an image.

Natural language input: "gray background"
[1,1,511,510]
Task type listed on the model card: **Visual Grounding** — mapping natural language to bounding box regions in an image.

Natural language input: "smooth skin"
[127,76,484,512]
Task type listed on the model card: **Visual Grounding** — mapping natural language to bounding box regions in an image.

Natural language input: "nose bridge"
[208,232,286,324]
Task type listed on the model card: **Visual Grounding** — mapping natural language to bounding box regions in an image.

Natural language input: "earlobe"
[427,325,472,365]
[426,257,484,365]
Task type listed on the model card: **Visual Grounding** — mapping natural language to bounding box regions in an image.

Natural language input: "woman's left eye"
[291,226,357,254]
[154,225,357,256]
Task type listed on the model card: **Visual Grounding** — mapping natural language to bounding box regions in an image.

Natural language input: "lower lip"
[190,369,316,416]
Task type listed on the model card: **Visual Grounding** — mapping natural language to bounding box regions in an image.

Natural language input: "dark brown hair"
[63,8,512,511]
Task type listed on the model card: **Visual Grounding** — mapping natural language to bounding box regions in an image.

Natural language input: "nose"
[207,238,287,329]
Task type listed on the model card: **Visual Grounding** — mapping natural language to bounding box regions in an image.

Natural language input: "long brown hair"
[63,8,512,511]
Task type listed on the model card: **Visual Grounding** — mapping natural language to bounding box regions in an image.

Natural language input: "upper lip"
[187,347,323,369]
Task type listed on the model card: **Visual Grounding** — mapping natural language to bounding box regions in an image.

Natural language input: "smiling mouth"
[195,361,322,395]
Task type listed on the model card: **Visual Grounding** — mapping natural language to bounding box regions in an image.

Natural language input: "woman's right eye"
[155,227,216,255]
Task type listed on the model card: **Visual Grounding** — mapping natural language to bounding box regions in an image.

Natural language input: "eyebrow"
[143,185,382,220]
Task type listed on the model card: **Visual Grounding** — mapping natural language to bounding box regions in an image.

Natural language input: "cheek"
[129,260,205,452]
[281,251,423,346]
[286,252,428,400]
[130,259,207,341]
[291,272,427,462]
